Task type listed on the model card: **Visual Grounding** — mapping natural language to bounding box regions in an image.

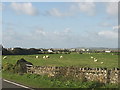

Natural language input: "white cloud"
[106,2,118,16]
[78,2,96,16]
[47,8,63,17]
[71,2,96,16]
[98,30,118,39]
[99,22,112,27]
[47,8,74,17]
[34,28,46,36]
[63,28,71,33]
[113,25,120,30]
[10,3,38,16]
[47,2,96,17]
[3,26,118,48]
[3,27,74,48]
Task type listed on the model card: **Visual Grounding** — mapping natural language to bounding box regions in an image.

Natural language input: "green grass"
[2,71,52,88]
[2,53,118,68]
[2,71,119,88]
[2,53,119,88]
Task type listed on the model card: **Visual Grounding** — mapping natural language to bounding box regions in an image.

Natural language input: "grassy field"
[2,53,118,68]
[2,53,119,88]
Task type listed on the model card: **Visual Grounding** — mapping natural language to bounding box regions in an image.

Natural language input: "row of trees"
[2,47,71,55]
[2,48,43,55]
[2,45,117,55]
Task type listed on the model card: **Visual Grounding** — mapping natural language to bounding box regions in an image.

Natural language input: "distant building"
[105,50,111,53]
[86,49,89,51]
[48,49,53,53]
[7,48,14,51]
[81,49,85,51]
[40,49,43,51]
[69,48,76,52]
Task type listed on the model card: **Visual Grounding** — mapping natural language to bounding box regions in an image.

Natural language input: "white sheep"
[35,56,39,58]
[3,56,7,59]
[91,56,93,59]
[94,58,98,62]
[101,62,103,64]
[46,55,49,58]
[43,56,46,59]
[60,55,63,59]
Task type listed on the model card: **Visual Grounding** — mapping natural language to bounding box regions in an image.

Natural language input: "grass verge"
[2,71,119,88]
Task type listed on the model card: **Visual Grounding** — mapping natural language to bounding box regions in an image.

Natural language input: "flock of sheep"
[90,56,103,64]
[35,55,63,59]
[3,55,103,64]
[2,55,63,60]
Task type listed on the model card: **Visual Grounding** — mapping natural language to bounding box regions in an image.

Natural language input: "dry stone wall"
[27,66,119,84]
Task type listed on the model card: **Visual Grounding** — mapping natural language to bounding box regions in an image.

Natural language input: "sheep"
[35,56,39,59]
[94,59,98,62]
[46,55,49,58]
[91,56,93,59]
[43,56,46,59]
[60,55,63,59]
[3,56,7,59]
[43,55,49,59]
[101,62,103,64]
[94,58,98,62]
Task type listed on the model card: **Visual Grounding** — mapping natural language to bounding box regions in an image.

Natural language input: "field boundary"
[27,66,119,84]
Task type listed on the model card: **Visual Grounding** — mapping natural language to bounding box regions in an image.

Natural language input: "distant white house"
[81,49,85,51]
[48,49,53,53]
[86,49,89,51]
[105,50,111,53]
[11,48,14,50]
[40,49,43,51]
[69,48,76,52]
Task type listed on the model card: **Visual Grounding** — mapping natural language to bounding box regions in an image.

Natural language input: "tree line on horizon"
[2,47,71,55]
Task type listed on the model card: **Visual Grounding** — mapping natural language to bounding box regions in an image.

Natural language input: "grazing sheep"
[43,56,46,59]
[35,56,39,58]
[43,55,49,59]
[3,56,7,59]
[46,55,49,58]
[94,58,98,62]
[101,62,103,64]
[91,56,93,59]
[60,55,63,59]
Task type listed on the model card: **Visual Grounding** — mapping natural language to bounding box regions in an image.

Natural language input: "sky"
[1,2,119,48]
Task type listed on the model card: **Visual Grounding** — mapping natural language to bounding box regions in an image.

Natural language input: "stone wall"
[27,66,120,84]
